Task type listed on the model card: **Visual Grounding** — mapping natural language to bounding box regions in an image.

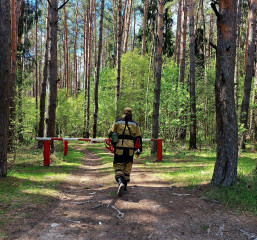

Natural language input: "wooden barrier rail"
[36,137,164,166]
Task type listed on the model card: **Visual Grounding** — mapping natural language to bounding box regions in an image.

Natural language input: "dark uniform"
[109,107,142,197]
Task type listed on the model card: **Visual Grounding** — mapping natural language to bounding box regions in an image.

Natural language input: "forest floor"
[11,145,257,240]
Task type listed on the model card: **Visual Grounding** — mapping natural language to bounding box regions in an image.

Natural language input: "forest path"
[16,145,257,240]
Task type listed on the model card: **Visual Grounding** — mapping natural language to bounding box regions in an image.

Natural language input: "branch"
[209,41,217,50]
[47,0,52,8]
[58,0,69,11]
[211,2,220,19]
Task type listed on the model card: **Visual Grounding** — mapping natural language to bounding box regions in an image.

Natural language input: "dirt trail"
[16,146,257,240]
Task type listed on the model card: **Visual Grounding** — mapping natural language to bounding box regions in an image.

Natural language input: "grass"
[0,141,84,239]
[89,142,257,215]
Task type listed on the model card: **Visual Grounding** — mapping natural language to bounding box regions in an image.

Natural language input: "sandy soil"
[14,145,257,240]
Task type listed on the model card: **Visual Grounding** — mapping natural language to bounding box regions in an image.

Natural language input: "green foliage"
[56,89,84,136]
[118,50,151,124]
[159,60,189,139]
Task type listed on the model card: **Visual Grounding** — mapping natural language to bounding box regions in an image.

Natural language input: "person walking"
[109,107,142,197]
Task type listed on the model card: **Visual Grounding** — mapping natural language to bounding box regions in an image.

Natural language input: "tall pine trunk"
[9,0,17,150]
[92,0,105,138]
[239,0,256,149]
[73,0,78,96]
[151,0,164,153]
[234,0,242,109]
[63,4,69,96]
[174,0,182,66]
[38,3,50,148]
[178,0,188,141]
[123,0,132,54]
[45,0,58,147]
[188,0,196,149]
[211,0,238,187]
[0,0,11,177]
[141,0,149,55]
[115,0,122,115]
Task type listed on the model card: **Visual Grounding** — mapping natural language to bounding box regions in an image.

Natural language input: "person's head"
[123,107,133,121]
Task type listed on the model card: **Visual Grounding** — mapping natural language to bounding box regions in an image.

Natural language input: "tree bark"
[179,0,187,84]
[84,0,93,138]
[74,0,79,96]
[112,0,117,66]
[132,3,136,51]
[141,0,149,55]
[0,0,11,177]
[244,10,250,74]
[63,4,69,96]
[239,0,256,148]
[8,0,17,150]
[45,0,58,148]
[174,0,182,66]
[123,0,132,54]
[211,0,238,187]
[188,0,196,150]
[35,0,38,109]
[178,0,188,141]
[151,0,164,153]
[234,0,242,109]
[92,0,105,138]
[38,3,50,148]
[115,0,122,116]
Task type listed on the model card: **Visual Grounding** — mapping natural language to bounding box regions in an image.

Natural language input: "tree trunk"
[123,0,132,54]
[35,0,38,109]
[132,3,136,51]
[83,0,90,138]
[92,0,105,138]
[141,0,149,55]
[115,0,122,116]
[208,13,214,60]
[179,0,187,84]
[211,0,238,187]
[0,0,11,177]
[8,0,17,150]
[151,0,164,154]
[188,0,196,150]
[234,0,242,110]
[38,3,50,148]
[112,0,117,66]
[252,40,257,141]
[45,0,58,148]
[74,0,78,96]
[239,0,256,149]
[174,0,182,66]
[178,0,188,141]
[249,74,257,139]
[63,4,69,96]
[84,0,93,138]
[93,0,97,68]
[244,11,250,74]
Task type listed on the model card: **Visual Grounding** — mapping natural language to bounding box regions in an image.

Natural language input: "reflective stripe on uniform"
[115,120,137,127]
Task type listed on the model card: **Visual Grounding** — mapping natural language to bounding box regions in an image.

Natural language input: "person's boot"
[117,177,125,197]
[124,181,128,194]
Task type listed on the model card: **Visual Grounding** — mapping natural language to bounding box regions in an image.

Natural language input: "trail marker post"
[43,140,50,166]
